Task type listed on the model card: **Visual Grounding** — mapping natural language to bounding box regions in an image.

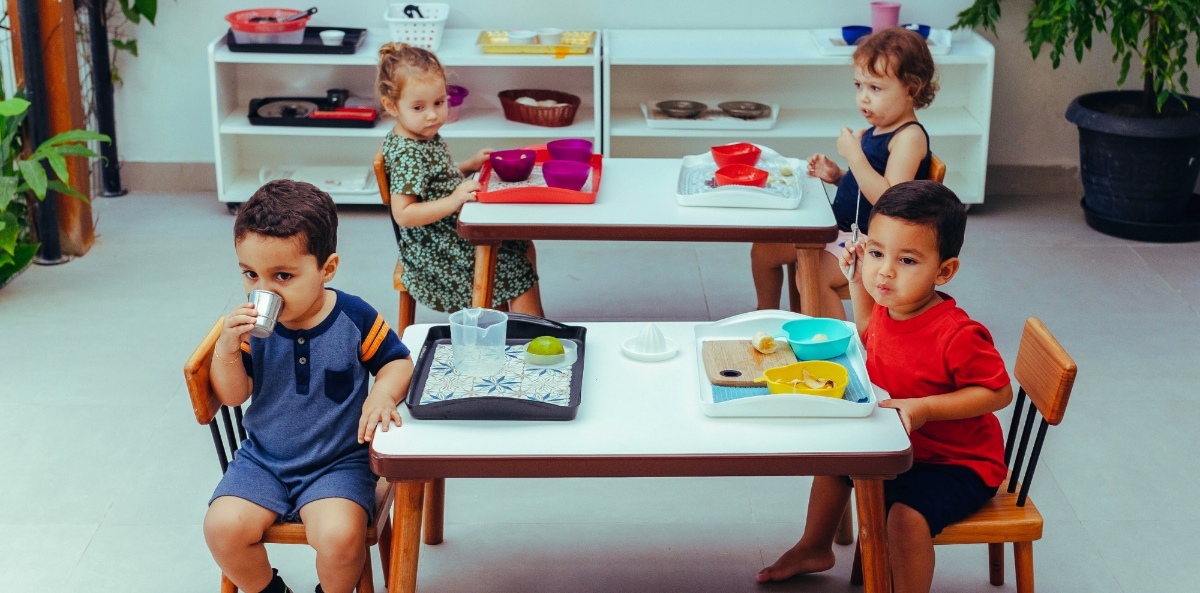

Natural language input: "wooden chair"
[787,153,947,310]
[848,317,1077,592]
[373,147,448,547]
[184,319,396,593]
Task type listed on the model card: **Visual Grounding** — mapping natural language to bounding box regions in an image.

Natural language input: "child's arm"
[838,241,874,337]
[389,179,481,228]
[210,303,256,407]
[837,126,928,203]
[878,384,1014,435]
[458,148,494,175]
[358,357,416,443]
[807,153,843,185]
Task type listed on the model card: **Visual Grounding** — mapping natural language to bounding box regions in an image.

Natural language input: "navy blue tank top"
[831,121,931,232]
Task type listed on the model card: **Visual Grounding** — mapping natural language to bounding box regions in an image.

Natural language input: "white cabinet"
[602,29,994,204]
[208,29,603,205]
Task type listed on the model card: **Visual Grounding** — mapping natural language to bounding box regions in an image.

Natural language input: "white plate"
[522,339,578,370]
[808,28,952,56]
[641,101,780,130]
[676,144,804,210]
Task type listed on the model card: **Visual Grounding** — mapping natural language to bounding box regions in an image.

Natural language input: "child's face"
[235,232,338,326]
[383,77,448,140]
[861,215,958,312]
[853,60,915,128]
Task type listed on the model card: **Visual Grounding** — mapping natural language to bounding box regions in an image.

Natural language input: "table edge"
[457,220,840,243]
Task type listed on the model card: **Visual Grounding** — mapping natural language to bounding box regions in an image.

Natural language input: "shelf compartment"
[609,106,983,138]
[220,107,597,139]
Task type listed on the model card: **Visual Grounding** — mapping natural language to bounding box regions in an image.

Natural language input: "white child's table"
[371,322,912,593]
[457,158,840,316]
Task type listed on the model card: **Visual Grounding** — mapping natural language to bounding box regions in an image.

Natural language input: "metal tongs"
[403,4,425,18]
[846,190,862,282]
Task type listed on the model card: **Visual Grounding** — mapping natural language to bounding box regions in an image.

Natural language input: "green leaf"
[111,38,138,58]
[46,180,88,203]
[0,97,30,117]
[0,250,12,268]
[45,129,110,146]
[18,160,47,199]
[0,176,17,212]
[45,152,68,185]
[0,211,18,256]
[50,144,100,159]
[0,243,39,286]
[117,0,141,24]
[134,0,157,25]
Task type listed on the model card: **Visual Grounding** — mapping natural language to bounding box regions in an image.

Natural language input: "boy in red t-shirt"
[758,181,1013,593]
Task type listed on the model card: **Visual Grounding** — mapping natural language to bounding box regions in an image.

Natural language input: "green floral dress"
[383,132,537,313]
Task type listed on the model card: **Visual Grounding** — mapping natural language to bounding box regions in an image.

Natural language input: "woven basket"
[498,89,581,128]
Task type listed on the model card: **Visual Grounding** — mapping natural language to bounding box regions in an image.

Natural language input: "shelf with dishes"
[219,106,596,139]
[608,106,984,138]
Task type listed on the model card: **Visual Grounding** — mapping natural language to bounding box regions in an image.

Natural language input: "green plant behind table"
[0,91,109,285]
[106,0,160,83]
[952,0,1200,113]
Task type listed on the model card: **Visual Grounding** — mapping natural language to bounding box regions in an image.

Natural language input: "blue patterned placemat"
[420,344,573,406]
[711,354,871,404]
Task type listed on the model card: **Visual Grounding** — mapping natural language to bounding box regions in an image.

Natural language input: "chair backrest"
[183,317,247,474]
[930,153,946,184]
[374,148,390,206]
[1004,318,1077,506]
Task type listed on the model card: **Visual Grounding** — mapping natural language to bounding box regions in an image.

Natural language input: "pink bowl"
[546,138,594,163]
[542,160,591,191]
[489,149,536,182]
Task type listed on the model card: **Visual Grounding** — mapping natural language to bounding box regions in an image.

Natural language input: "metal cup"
[247,290,283,338]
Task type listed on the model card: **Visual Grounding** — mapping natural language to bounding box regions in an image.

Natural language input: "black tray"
[226,27,367,55]
[248,96,378,129]
[405,314,586,421]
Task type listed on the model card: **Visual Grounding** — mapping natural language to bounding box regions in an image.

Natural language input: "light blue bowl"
[777,318,853,360]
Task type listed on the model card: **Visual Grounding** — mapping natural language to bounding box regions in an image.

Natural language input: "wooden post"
[852,477,892,593]
[7,0,94,256]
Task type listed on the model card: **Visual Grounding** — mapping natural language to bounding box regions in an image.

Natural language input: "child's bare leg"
[299,498,368,593]
[751,242,797,310]
[818,251,849,320]
[204,496,277,592]
[757,476,852,582]
[888,503,936,593]
[508,242,545,316]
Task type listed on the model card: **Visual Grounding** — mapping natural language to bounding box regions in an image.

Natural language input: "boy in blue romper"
[204,180,414,593]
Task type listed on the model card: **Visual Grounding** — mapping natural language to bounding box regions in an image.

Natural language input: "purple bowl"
[842,25,872,45]
[489,149,536,182]
[541,160,590,191]
[546,138,594,163]
[447,85,469,107]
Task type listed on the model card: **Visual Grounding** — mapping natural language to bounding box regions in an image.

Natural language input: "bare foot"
[756,543,837,582]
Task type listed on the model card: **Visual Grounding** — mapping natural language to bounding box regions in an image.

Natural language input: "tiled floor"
[1,190,1196,592]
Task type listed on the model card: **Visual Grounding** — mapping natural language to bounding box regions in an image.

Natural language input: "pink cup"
[871,2,901,32]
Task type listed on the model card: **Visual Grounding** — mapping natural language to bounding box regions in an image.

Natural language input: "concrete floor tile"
[1133,243,1200,316]
[0,524,99,591]
[1082,520,1200,593]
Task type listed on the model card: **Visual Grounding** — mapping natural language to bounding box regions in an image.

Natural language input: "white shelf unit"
[602,29,994,204]
[208,28,603,205]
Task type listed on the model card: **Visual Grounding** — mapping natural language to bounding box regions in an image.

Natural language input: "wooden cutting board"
[702,339,798,387]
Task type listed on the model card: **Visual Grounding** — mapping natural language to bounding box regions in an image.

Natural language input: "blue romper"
[831,121,932,233]
[211,289,409,522]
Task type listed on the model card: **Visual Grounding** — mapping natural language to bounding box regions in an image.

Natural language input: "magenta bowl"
[489,149,536,182]
[541,160,590,191]
[447,84,469,107]
[546,138,594,163]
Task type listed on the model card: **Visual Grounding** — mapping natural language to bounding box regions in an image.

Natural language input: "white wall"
[111,0,1190,167]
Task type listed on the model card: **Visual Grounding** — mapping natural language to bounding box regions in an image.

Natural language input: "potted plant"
[0,90,109,288]
[954,0,1200,241]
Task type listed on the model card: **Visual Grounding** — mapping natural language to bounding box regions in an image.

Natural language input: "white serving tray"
[676,144,804,210]
[694,310,883,418]
[808,28,952,56]
[641,101,780,130]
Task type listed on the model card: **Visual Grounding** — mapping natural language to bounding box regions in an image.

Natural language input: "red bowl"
[711,142,762,168]
[714,164,768,188]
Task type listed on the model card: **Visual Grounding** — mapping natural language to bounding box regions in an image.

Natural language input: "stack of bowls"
[542,139,593,191]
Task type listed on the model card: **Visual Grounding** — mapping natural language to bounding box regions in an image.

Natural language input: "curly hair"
[234,180,338,265]
[376,42,447,104]
[870,180,966,261]
[853,28,939,109]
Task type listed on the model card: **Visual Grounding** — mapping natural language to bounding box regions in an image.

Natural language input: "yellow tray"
[476,30,596,56]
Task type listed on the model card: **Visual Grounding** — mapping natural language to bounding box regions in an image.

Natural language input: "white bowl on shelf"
[508,30,537,45]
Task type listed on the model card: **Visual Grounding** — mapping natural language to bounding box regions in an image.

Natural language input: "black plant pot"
[1066,90,1200,242]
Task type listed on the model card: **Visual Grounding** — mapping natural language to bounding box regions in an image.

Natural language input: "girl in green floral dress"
[376,43,542,314]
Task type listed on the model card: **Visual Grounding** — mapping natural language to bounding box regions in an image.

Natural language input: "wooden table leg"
[794,244,824,317]
[387,481,426,593]
[471,243,500,309]
[852,478,892,593]
[422,478,445,545]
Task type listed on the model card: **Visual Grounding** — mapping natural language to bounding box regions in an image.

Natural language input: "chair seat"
[932,483,1043,545]
[261,478,394,546]
[393,258,407,292]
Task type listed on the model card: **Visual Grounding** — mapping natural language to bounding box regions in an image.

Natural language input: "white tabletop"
[371,322,910,478]
[457,159,837,242]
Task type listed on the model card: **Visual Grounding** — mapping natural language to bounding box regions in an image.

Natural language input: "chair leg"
[378,513,393,587]
[398,292,416,336]
[1014,541,1034,593]
[356,547,374,593]
[834,502,855,545]
[220,573,238,593]
[422,479,445,545]
[786,262,801,312]
[989,542,1005,586]
[850,540,863,586]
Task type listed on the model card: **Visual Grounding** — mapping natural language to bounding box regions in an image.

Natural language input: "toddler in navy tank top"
[751,28,939,319]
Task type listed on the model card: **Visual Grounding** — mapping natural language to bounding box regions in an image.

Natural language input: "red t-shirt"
[864,294,1011,487]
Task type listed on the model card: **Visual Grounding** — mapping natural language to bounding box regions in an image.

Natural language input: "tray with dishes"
[676,143,803,210]
[405,314,587,421]
[808,27,952,56]
[248,90,378,129]
[258,166,378,195]
[476,30,596,55]
[642,100,779,131]
[225,27,368,54]
[694,310,881,418]
[475,142,602,204]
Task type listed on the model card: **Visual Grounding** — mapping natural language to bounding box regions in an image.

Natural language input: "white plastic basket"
[384,3,449,51]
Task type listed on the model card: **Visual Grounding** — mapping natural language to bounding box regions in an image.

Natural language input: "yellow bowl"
[755,361,849,398]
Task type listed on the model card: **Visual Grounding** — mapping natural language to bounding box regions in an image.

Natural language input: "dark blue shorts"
[849,462,998,537]
[210,453,377,524]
